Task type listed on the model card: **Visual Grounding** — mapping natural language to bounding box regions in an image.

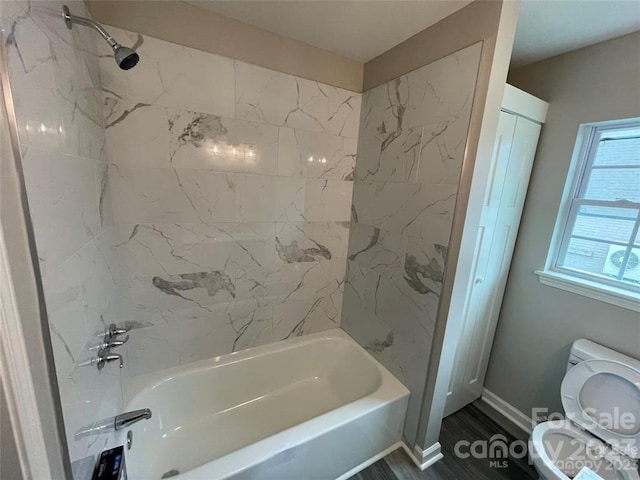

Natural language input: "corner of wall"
[412,0,520,451]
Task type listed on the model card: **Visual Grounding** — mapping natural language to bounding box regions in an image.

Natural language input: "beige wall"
[87,0,363,92]
[86,0,504,94]
[486,32,640,417]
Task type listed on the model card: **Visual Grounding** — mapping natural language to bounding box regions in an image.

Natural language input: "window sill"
[535,270,640,312]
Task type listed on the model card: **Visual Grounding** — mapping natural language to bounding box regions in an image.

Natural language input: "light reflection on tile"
[168,109,278,174]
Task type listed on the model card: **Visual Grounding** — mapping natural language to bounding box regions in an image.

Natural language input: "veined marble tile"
[303,179,353,222]
[277,258,345,305]
[360,43,481,133]
[126,329,181,376]
[343,237,442,342]
[12,82,104,160]
[168,109,278,174]
[235,61,361,138]
[4,1,102,100]
[355,125,422,184]
[341,266,394,353]
[235,174,305,222]
[96,162,115,230]
[342,260,402,333]
[176,311,272,365]
[44,236,122,375]
[23,148,102,272]
[376,319,431,443]
[416,119,470,185]
[118,270,237,329]
[342,262,431,403]
[125,299,273,376]
[150,271,237,308]
[399,184,458,242]
[403,42,481,128]
[50,152,102,272]
[114,222,276,277]
[341,260,433,443]
[273,295,341,340]
[347,223,407,275]
[217,300,273,353]
[235,257,345,306]
[4,2,106,156]
[99,26,235,118]
[3,3,56,89]
[344,255,433,339]
[352,181,457,242]
[46,283,86,374]
[275,221,349,265]
[278,127,357,180]
[109,166,237,224]
[357,77,421,183]
[392,238,446,336]
[234,262,317,303]
[104,99,170,168]
[403,238,447,299]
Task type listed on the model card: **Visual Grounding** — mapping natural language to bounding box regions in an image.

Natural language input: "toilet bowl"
[528,344,640,480]
[530,420,640,480]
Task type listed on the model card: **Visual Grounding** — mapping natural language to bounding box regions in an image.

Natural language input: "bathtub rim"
[123,328,404,402]
[123,328,410,479]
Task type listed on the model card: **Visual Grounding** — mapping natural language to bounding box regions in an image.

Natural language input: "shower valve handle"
[89,337,129,351]
[97,351,123,370]
[107,323,129,340]
[77,349,124,370]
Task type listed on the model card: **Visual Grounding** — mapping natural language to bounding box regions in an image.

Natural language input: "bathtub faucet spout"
[75,408,152,440]
[115,408,152,430]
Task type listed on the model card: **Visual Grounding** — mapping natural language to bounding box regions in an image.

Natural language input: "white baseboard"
[335,441,403,480]
[481,388,533,434]
[402,441,443,471]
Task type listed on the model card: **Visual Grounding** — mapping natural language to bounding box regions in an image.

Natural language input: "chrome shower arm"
[60,5,139,70]
[62,5,118,50]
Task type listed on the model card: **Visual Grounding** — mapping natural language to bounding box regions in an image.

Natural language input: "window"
[539,118,640,310]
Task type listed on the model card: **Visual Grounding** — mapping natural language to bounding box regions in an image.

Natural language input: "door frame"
[0,39,71,480]
[444,104,545,416]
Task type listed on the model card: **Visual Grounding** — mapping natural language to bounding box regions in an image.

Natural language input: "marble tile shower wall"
[1,0,125,465]
[341,43,482,444]
[98,27,361,376]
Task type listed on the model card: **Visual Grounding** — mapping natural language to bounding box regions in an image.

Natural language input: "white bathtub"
[123,329,409,480]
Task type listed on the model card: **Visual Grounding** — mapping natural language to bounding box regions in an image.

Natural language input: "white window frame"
[537,118,640,312]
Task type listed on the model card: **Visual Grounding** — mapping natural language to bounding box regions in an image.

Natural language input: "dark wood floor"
[351,402,538,480]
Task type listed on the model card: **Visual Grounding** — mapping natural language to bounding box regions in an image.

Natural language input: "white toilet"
[529,339,640,480]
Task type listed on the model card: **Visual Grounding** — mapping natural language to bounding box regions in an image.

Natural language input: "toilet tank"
[567,339,640,372]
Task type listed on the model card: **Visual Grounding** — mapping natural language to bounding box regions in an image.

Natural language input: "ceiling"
[512,0,640,68]
[186,0,640,67]
[185,1,471,62]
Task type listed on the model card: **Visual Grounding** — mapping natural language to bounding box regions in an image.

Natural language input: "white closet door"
[445,111,541,416]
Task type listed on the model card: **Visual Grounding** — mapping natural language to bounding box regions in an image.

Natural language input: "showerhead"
[114,45,139,70]
[62,5,140,71]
